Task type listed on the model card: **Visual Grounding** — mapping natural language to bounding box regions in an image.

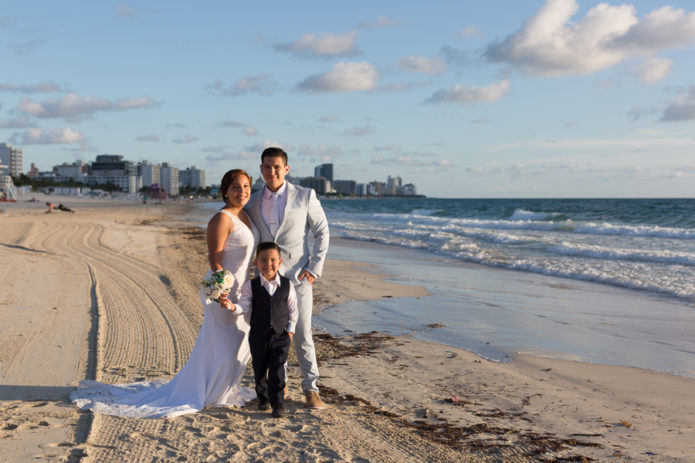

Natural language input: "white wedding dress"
[70,210,259,418]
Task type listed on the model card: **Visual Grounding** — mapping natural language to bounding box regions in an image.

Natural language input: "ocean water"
[322,197,695,303]
[198,197,695,377]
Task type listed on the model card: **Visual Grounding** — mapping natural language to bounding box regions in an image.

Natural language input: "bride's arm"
[206,212,233,272]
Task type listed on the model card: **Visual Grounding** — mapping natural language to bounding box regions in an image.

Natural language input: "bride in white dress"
[70,169,259,418]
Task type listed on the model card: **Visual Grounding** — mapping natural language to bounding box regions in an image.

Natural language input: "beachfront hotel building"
[138,161,161,187]
[86,154,141,194]
[302,162,418,197]
[179,166,205,190]
[160,163,179,196]
[54,161,89,182]
[300,176,331,195]
[314,163,333,183]
[0,142,23,177]
[333,180,357,196]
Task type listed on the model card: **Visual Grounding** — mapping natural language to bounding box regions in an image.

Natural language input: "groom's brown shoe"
[305,391,326,409]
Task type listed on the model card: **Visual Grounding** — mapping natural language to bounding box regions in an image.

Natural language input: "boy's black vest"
[250,275,290,335]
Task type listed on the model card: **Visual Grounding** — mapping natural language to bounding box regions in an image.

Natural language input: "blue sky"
[1,0,694,197]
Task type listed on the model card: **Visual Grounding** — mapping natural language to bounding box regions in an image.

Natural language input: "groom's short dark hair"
[257,241,281,255]
[261,147,288,165]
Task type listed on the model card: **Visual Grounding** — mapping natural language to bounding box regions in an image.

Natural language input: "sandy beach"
[1,198,694,462]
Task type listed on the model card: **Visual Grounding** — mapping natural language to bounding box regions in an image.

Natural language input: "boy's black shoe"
[258,399,270,411]
[271,404,285,418]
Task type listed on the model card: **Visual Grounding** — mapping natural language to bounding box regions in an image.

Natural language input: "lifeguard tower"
[0,163,17,202]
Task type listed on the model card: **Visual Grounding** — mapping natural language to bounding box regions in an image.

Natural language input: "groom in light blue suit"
[245,147,329,408]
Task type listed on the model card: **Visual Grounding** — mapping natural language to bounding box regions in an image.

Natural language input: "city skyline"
[29,153,418,198]
[1,1,695,197]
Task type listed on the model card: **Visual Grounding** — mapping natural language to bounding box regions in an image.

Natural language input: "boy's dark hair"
[261,147,288,165]
[256,241,281,255]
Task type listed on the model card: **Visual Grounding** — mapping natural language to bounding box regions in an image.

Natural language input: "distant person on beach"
[230,241,298,418]
[57,203,75,213]
[45,202,54,213]
[245,147,329,409]
[70,169,260,418]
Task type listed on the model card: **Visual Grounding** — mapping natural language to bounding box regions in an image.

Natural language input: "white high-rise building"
[160,163,179,196]
[54,161,89,182]
[387,175,402,188]
[0,143,23,177]
[139,161,161,187]
[179,166,206,190]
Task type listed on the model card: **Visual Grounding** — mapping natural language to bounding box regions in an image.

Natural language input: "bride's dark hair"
[220,169,252,205]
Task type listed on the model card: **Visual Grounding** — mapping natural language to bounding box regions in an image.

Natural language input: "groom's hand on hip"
[298,271,315,286]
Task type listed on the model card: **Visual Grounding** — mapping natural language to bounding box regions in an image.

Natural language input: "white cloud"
[0,82,64,93]
[244,139,286,154]
[205,147,258,163]
[217,120,244,128]
[457,25,484,38]
[318,114,340,123]
[491,134,695,151]
[375,81,429,93]
[115,97,154,110]
[173,135,198,144]
[136,135,159,142]
[370,155,453,169]
[439,46,471,66]
[396,55,446,76]
[627,106,658,121]
[660,86,695,121]
[0,116,32,128]
[207,140,287,164]
[207,75,276,96]
[357,16,400,30]
[425,80,510,105]
[297,61,379,92]
[275,31,359,58]
[469,117,489,124]
[485,0,695,77]
[13,127,84,144]
[243,126,258,136]
[17,93,157,121]
[632,56,672,83]
[344,124,374,136]
[374,145,401,152]
[664,166,695,179]
[216,120,259,135]
[9,39,44,54]
[610,6,695,52]
[296,144,345,161]
[116,3,135,19]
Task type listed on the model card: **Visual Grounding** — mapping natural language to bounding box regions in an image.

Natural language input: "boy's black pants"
[249,329,290,405]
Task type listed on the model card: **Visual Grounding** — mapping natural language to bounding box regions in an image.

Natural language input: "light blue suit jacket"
[245,182,329,285]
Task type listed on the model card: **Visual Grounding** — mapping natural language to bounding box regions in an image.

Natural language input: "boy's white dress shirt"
[233,273,298,334]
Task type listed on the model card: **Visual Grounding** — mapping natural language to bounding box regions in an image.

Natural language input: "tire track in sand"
[66,222,198,380]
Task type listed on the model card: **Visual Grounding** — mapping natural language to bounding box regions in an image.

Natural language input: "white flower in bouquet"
[201,269,236,304]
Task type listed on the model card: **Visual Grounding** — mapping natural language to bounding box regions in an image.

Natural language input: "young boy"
[231,241,298,418]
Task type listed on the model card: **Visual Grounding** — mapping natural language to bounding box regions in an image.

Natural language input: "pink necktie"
[269,193,280,235]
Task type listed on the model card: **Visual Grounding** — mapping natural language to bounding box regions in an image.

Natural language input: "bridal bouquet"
[201,270,236,304]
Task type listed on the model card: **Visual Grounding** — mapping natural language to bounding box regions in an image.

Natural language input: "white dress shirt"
[233,273,298,333]
[260,182,287,236]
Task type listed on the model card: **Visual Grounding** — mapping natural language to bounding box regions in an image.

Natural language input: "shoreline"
[1,200,693,461]
[318,237,695,380]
